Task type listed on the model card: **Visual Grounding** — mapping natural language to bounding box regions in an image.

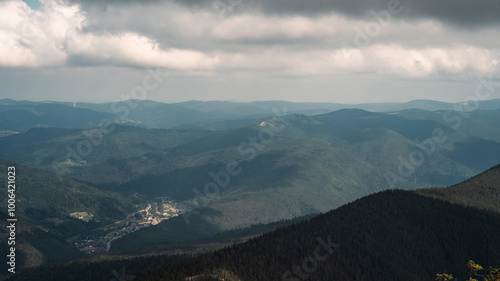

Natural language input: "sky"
[0,0,499,104]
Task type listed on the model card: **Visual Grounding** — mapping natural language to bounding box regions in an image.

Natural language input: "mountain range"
[3,98,500,132]
[1,98,500,280]
[130,164,500,281]
[5,163,500,281]
[1,102,499,251]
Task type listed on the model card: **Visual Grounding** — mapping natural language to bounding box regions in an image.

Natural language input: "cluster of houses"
[74,197,184,254]
[74,223,149,254]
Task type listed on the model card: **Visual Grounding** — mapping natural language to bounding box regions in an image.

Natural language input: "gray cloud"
[67,0,500,28]
[65,0,162,4]
[175,0,500,28]
[2,0,498,104]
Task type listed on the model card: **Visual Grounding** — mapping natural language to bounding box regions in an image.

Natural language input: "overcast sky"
[0,0,499,104]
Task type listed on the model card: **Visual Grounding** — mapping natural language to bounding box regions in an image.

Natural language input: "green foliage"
[438,260,499,281]
[467,260,483,281]
[436,273,454,281]
[468,260,484,272]
[184,268,242,281]
[485,267,500,281]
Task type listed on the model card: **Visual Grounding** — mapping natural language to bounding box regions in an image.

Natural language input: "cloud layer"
[0,0,499,103]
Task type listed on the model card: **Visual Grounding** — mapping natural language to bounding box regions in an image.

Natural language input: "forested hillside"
[2,108,500,252]
[131,176,500,281]
[0,159,143,238]
[0,213,83,279]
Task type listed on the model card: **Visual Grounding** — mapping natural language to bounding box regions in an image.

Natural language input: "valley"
[71,197,185,254]
[1,99,500,281]
[3,2,499,279]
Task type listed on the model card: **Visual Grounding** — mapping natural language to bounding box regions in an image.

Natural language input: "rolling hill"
[416,164,500,213]
[109,137,390,250]
[0,213,84,278]
[5,164,500,281]
[68,100,236,129]
[2,107,498,252]
[0,159,143,238]
[174,99,500,116]
[0,128,80,153]
[129,164,500,281]
[3,98,500,132]
[0,100,115,132]
[1,216,315,281]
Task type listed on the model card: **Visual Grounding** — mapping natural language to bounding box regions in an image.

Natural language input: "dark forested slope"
[0,159,143,238]
[131,164,500,281]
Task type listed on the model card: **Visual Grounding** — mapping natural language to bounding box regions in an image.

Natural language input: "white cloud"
[211,13,338,41]
[364,45,497,77]
[0,0,85,67]
[213,44,498,80]
[0,0,498,82]
[0,0,41,67]
[65,31,221,69]
[0,0,220,70]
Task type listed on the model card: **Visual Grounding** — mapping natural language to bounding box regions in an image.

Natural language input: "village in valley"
[72,197,184,254]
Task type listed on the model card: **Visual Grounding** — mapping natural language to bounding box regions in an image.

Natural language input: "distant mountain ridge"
[2,107,500,252]
[2,99,500,264]
[2,98,500,132]
[0,100,114,132]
